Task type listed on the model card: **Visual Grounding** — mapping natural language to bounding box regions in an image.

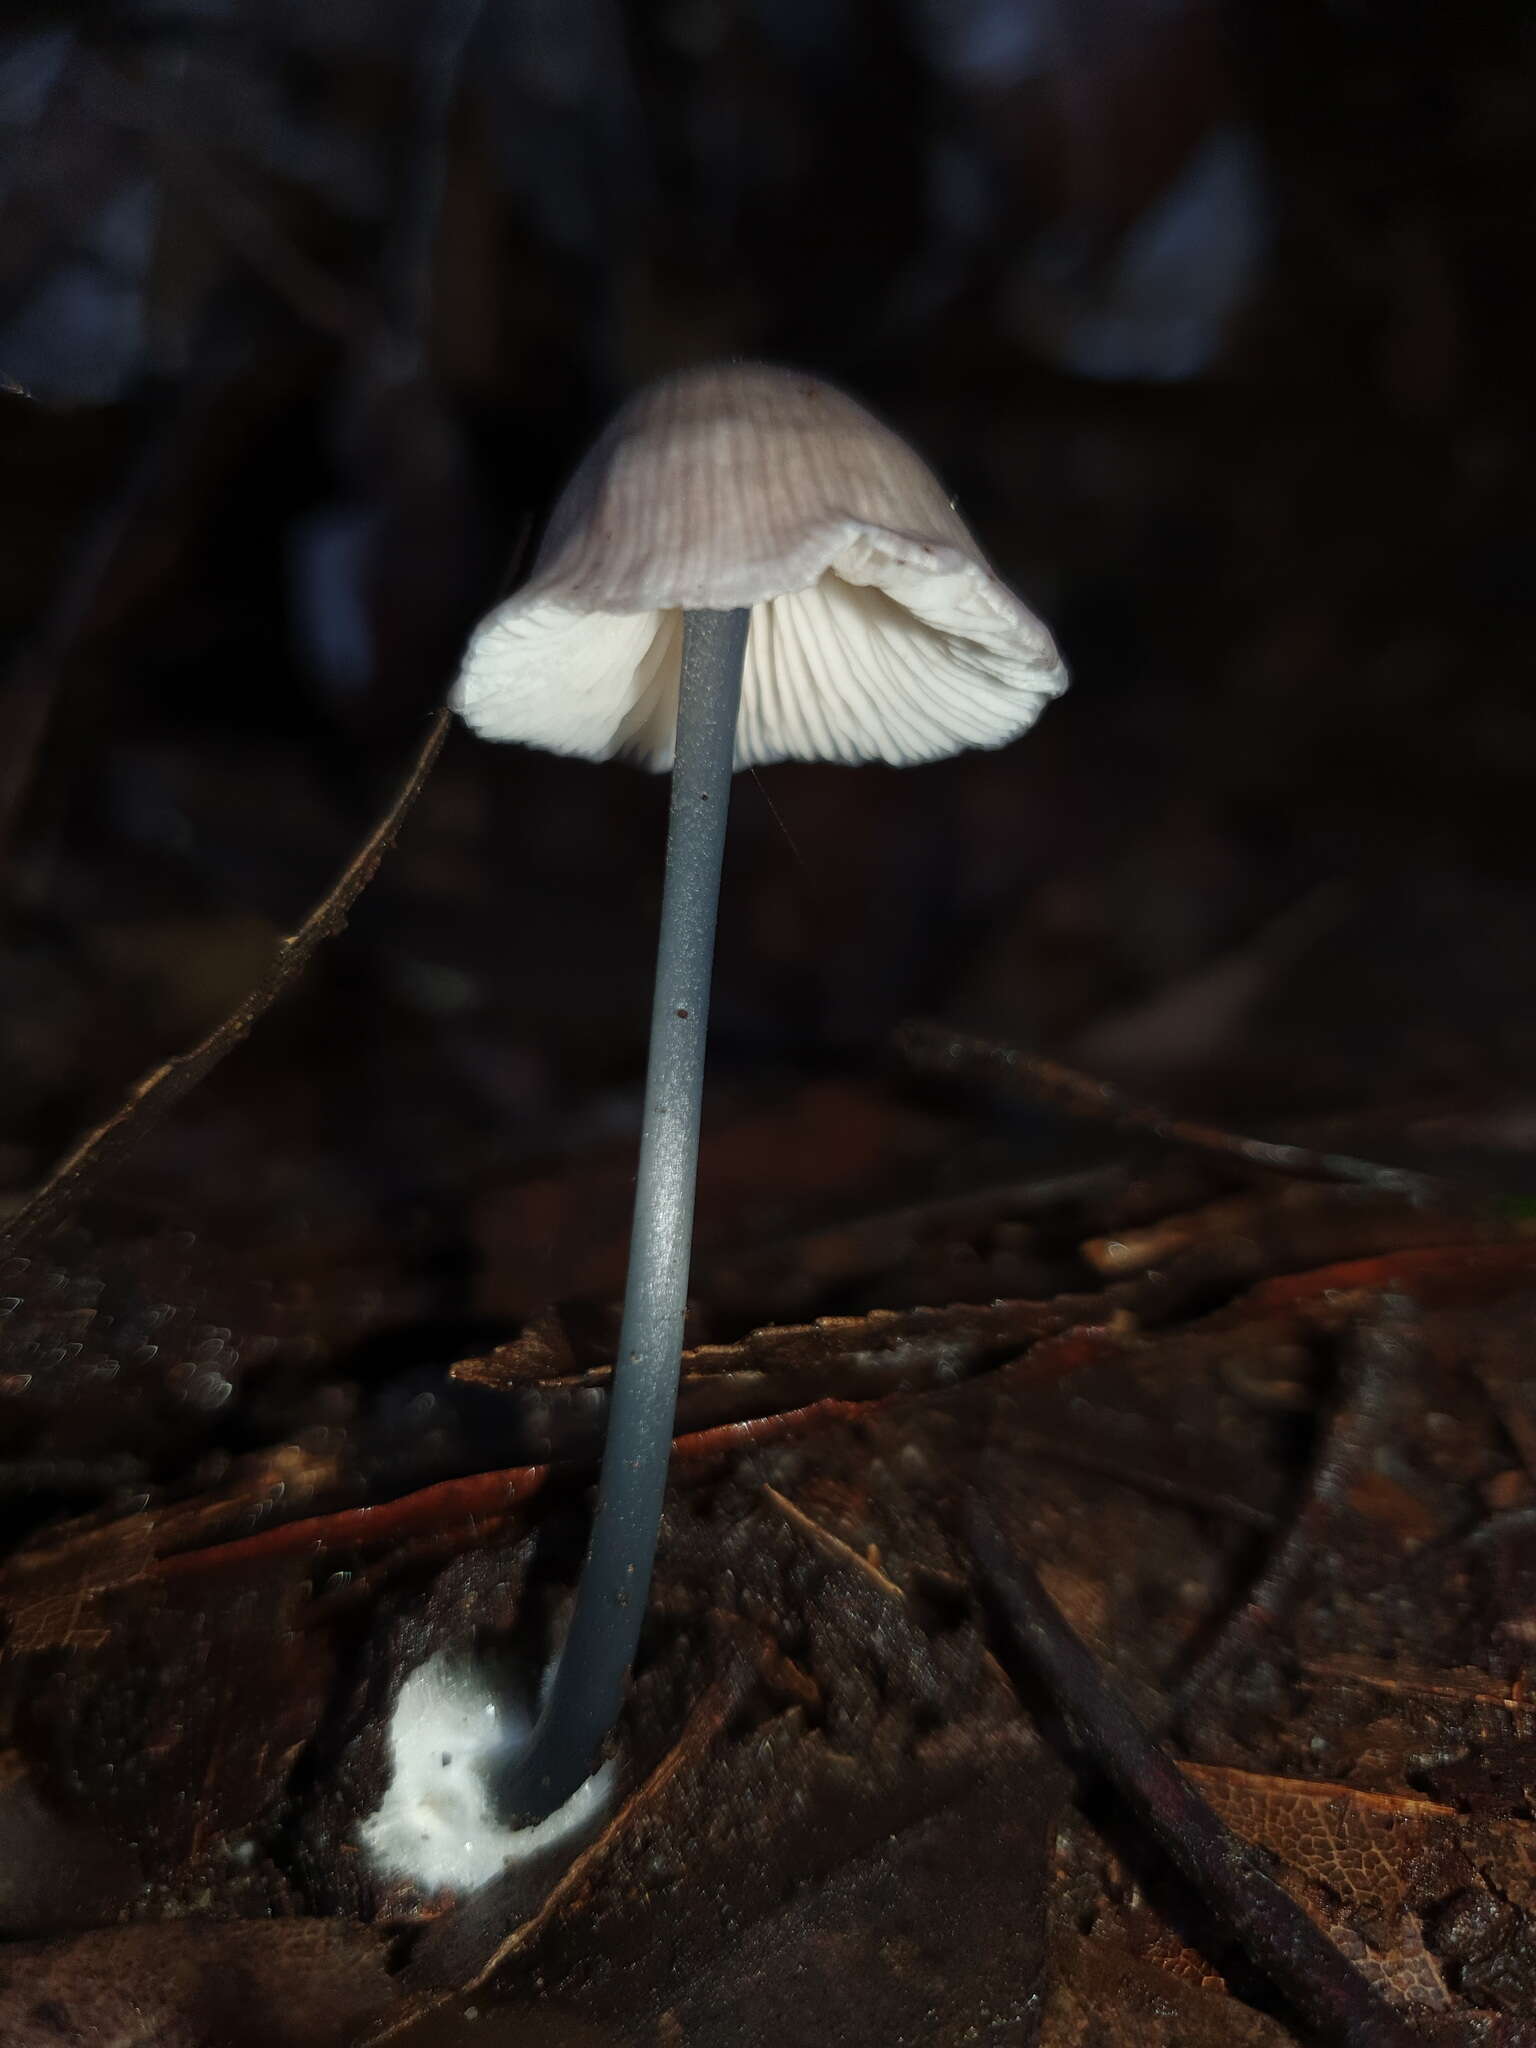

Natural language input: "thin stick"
[495,608,749,1824]
[966,1500,1423,2048]
[897,1020,1445,1205]
[379,0,488,378]
[81,58,371,345]
[1174,1300,1413,1713]
[1,708,451,1256]
[0,410,185,872]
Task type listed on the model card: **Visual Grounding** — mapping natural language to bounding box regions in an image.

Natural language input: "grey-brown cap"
[452,362,1067,770]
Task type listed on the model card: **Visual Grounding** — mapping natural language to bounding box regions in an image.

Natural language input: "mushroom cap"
[452,362,1067,771]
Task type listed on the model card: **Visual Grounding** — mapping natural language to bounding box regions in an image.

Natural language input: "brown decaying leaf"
[0,1920,395,2048]
[1042,1929,1300,2047]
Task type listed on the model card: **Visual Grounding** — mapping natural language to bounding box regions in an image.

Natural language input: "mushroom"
[453,362,1067,1823]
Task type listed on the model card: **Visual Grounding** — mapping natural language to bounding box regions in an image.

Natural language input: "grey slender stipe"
[494,606,750,1824]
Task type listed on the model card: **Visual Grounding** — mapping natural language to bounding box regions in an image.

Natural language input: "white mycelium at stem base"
[360,1651,614,1893]
[448,361,1068,1828]
[452,362,1067,770]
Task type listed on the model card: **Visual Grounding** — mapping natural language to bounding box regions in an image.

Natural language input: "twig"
[0,409,187,870]
[0,1454,149,1498]
[1174,1298,1415,1712]
[377,0,488,379]
[965,1497,1423,2048]
[0,352,336,878]
[0,707,450,1255]
[78,58,372,345]
[897,1020,1445,1205]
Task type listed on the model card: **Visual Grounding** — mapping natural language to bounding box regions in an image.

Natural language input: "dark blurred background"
[1,0,1533,1301]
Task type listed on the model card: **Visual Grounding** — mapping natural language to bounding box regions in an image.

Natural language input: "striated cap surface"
[452,362,1067,770]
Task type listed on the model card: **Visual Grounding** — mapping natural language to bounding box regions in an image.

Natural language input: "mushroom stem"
[497,605,750,1824]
